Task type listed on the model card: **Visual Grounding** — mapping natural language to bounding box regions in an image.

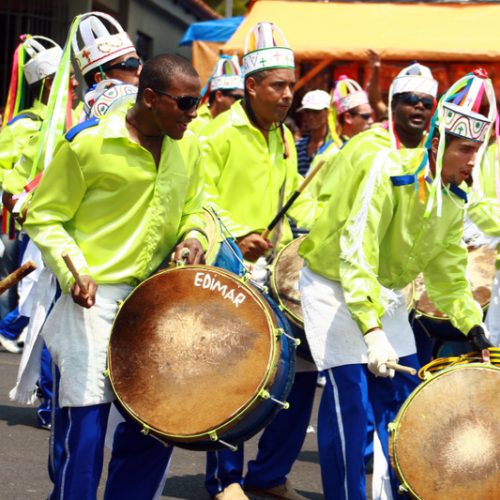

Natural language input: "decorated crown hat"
[440,69,493,143]
[332,76,369,114]
[242,22,294,77]
[23,36,62,85]
[392,62,438,98]
[84,79,138,118]
[72,12,135,75]
[209,55,244,92]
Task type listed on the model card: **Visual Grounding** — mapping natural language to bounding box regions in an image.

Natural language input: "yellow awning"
[223,1,500,62]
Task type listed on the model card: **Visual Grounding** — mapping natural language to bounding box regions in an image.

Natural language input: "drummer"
[200,21,321,500]
[298,71,495,499]
[22,54,207,500]
[188,55,244,136]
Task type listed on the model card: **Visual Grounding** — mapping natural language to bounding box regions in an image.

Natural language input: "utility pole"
[225,0,233,17]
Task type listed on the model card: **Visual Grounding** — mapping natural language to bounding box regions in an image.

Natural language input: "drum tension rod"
[278,328,301,346]
[217,439,238,452]
[260,389,290,409]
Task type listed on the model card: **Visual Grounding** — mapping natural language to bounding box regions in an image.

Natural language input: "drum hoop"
[414,303,488,322]
[269,236,305,327]
[107,265,283,441]
[389,361,500,498]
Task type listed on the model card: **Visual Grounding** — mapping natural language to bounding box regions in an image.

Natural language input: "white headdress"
[72,12,135,75]
[209,55,244,92]
[332,76,369,114]
[23,36,62,85]
[242,22,294,77]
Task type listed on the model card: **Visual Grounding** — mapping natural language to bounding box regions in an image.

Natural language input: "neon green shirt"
[300,147,483,336]
[24,109,207,292]
[0,100,46,186]
[201,100,322,247]
[188,104,212,137]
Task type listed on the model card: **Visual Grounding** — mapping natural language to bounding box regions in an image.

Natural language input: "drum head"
[270,237,305,326]
[415,245,497,319]
[390,365,500,499]
[108,266,279,441]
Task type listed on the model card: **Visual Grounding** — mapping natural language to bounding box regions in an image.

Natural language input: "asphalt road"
[0,350,327,500]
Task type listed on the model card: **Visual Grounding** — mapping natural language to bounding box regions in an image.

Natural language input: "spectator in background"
[295,90,331,176]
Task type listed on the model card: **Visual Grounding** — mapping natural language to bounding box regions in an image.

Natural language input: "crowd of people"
[0,10,499,500]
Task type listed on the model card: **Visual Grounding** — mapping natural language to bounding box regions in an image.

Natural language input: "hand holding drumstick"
[62,252,97,309]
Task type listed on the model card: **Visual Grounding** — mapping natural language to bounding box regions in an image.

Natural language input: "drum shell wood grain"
[389,364,500,499]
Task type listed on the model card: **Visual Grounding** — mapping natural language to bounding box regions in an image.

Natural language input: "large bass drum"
[107,265,295,451]
[413,245,496,340]
[389,349,500,499]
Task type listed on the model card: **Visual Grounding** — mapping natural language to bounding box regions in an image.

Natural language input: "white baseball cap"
[298,90,330,111]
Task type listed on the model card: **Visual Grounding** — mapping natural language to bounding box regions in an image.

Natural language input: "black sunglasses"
[153,89,201,111]
[104,57,142,72]
[226,93,243,101]
[398,93,434,110]
[350,111,373,121]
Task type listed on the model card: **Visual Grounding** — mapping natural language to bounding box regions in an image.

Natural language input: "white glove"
[364,329,399,378]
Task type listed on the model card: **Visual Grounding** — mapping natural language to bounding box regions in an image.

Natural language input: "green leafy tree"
[204,0,247,16]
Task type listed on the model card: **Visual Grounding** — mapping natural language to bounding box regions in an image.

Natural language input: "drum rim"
[389,362,500,498]
[107,265,283,442]
[269,236,305,327]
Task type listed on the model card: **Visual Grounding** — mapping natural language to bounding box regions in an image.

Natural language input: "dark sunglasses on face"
[350,111,373,121]
[224,92,243,101]
[153,89,201,111]
[104,57,142,72]
[398,93,434,110]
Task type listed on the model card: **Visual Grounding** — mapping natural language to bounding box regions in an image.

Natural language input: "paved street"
[0,351,326,499]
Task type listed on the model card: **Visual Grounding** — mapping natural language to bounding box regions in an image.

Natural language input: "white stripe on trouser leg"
[49,361,57,477]
[327,369,349,499]
[60,407,73,500]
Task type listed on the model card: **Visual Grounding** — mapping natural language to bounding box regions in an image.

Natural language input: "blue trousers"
[0,306,29,340]
[205,370,317,495]
[318,355,420,500]
[49,402,173,500]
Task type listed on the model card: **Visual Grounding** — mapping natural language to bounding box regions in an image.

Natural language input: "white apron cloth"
[10,267,57,404]
[485,269,500,346]
[41,283,132,407]
[299,266,416,371]
[18,239,44,317]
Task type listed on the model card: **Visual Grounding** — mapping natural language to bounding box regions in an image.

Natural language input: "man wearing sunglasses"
[202,21,321,500]
[306,76,373,199]
[22,54,207,500]
[315,63,438,204]
[189,55,244,136]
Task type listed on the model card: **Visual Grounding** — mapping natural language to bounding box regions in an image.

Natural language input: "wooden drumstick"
[261,160,325,240]
[0,260,37,295]
[385,361,417,376]
[61,252,88,294]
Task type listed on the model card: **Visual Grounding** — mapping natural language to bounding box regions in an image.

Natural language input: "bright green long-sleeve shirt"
[0,100,46,186]
[24,109,207,292]
[201,100,322,247]
[188,104,212,137]
[300,147,483,336]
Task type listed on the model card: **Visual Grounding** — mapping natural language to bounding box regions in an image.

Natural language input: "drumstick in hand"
[61,252,88,294]
[261,160,325,240]
[0,260,37,295]
[385,361,417,376]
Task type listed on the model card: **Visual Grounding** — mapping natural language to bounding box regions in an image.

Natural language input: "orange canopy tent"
[222,1,500,94]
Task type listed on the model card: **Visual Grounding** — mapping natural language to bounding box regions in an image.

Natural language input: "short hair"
[137,54,199,99]
[245,69,271,87]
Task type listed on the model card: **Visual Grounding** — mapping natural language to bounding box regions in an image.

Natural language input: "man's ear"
[214,90,224,103]
[245,77,257,98]
[94,70,104,84]
[431,135,439,156]
[343,112,353,125]
[142,88,156,110]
